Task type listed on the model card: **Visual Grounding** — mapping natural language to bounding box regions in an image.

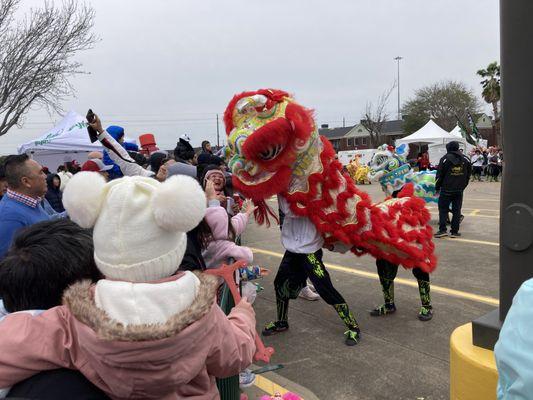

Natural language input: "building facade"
[318,119,406,151]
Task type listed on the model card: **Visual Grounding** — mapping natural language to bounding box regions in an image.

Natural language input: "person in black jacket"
[44,174,65,213]
[173,134,195,163]
[434,141,471,238]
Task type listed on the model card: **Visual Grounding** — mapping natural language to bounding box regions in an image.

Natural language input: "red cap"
[81,159,113,172]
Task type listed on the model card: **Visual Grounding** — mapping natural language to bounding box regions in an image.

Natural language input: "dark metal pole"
[472,0,533,350]
[499,0,533,320]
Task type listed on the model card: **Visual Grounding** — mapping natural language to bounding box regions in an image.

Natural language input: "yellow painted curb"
[254,375,293,397]
[450,323,498,400]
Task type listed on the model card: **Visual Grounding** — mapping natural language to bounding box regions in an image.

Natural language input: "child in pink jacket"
[0,172,256,400]
[201,171,255,268]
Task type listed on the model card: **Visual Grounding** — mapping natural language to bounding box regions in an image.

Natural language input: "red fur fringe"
[285,102,315,141]
[253,199,280,228]
[232,166,292,202]
[283,136,437,273]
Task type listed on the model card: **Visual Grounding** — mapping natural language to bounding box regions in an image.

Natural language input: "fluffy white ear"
[63,172,107,228]
[151,175,206,232]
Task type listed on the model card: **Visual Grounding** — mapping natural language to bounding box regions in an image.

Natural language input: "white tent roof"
[395,119,465,146]
[449,124,464,139]
[18,111,102,154]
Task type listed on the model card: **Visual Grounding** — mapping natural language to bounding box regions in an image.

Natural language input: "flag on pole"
[467,112,481,140]
[455,114,477,145]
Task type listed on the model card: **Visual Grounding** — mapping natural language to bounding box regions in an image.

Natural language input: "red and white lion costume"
[224,89,436,272]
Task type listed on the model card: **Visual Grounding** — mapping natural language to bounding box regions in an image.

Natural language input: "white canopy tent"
[18,111,103,171]
[449,124,464,139]
[395,119,467,147]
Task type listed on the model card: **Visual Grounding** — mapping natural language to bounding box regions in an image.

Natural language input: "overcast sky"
[0,0,499,154]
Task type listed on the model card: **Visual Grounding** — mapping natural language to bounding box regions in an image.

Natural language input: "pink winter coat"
[202,204,253,268]
[0,272,256,400]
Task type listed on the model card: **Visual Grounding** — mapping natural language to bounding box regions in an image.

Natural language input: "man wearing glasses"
[0,154,50,258]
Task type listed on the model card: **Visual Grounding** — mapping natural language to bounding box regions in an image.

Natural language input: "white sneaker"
[299,286,320,301]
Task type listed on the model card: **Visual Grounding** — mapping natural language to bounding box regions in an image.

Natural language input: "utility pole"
[472,0,533,350]
[394,56,403,120]
[343,117,346,127]
[216,113,220,149]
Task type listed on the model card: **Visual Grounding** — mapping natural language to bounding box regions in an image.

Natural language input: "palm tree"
[477,62,501,121]
[477,62,501,144]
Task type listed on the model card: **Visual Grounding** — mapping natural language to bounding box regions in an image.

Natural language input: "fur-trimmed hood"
[60,271,244,399]
[0,272,256,400]
[63,271,219,341]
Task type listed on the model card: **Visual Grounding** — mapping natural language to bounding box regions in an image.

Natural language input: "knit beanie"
[63,173,206,282]
[203,168,226,187]
[106,125,125,141]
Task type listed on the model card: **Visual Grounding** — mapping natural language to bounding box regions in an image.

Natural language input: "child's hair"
[196,215,236,251]
[0,219,103,312]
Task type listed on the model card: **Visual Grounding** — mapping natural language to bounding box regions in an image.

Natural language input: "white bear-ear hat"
[63,172,206,282]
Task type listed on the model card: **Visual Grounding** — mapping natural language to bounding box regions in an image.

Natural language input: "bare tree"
[361,84,395,148]
[0,0,97,137]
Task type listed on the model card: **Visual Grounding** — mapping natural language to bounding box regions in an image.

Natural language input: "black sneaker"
[369,303,397,317]
[262,321,289,336]
[344,328,361,346]
[450,232,461,238]
[434,230,448,238]
[418,306,433,321]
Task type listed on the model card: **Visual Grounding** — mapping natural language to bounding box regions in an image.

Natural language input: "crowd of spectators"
[0,115,265,399]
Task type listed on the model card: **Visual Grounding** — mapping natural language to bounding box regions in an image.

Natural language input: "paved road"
[241,181,500,400]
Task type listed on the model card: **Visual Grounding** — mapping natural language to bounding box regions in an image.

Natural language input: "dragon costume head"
[224,89,436,272]
[368,144,438,203]
[225,89,321,201]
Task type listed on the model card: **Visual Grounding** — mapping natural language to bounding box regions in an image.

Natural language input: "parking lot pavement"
[241,181,501,399]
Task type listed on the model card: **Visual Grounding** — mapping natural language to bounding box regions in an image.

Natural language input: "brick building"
[318,119,406,151]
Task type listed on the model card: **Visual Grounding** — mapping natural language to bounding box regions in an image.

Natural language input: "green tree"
[477,62,501,123]
[402,80,482,134]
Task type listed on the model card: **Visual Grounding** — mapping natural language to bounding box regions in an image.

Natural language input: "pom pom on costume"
[224,89,437,272]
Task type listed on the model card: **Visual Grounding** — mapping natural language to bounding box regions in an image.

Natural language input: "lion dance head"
[224,89,319,201]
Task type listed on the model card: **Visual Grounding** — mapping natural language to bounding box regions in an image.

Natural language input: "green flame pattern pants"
[375,258,432,308]
[274,249,359,331]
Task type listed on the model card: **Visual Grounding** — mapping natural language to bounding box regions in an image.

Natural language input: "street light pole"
[394,56,403,120]
[216,113,220,149]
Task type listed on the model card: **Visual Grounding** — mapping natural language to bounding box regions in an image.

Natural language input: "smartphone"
[86,109,98,143]
[226,196,235,215]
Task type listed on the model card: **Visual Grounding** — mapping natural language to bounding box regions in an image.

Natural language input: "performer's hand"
[89,114,104,134]
[242,199,256,216]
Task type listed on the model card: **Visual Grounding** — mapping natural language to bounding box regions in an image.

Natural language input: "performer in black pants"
[370,188,433,321]
[263,198,360,346]
[370,259,432,321]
